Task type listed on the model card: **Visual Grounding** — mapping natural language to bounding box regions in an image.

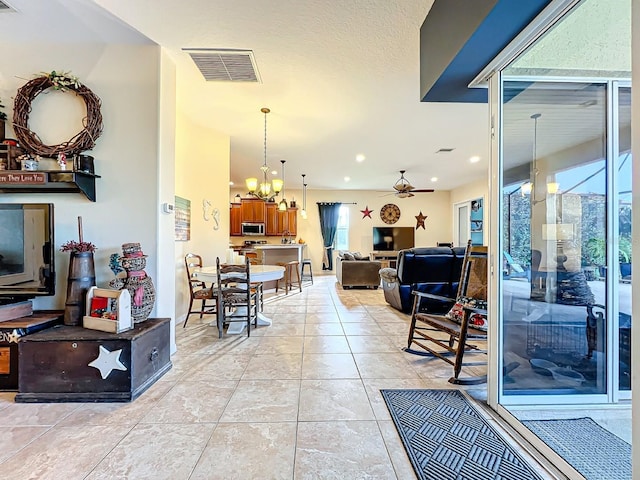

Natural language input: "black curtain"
[317,202,342,270]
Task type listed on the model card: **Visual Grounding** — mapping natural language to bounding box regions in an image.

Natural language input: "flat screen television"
[0,203,55,303]
[373,226,414,252]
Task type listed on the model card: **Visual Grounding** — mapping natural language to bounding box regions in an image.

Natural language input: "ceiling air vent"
[0,1,16,12]
[183,48,261,82]
[436,148,455,153]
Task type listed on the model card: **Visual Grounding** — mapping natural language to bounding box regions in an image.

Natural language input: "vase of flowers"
[61,217,97,326]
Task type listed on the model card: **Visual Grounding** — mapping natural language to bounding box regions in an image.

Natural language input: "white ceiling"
[1,0,490,192]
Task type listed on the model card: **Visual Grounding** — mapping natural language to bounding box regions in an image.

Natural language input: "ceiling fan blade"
[411,189,435,193]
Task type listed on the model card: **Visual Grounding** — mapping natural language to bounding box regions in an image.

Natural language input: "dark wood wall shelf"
[0,170,101,202]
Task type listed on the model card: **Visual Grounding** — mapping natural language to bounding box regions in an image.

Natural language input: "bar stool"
[276,261,302,294]
[301,258,313,284]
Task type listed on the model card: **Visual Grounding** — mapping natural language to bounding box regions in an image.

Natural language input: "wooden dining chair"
[215,256,259,338]
[405,241,489,384]
[247,258,264,311]
[184,253,216,328]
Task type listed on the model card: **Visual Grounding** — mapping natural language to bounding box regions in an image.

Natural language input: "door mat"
[522,417,631,480]
[381,389,542,480]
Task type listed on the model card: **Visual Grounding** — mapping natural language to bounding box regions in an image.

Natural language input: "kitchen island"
[255,244,305,267]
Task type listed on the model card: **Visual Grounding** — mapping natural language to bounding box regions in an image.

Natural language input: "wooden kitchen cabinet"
[265,203,278,236]
[265,204,297,236]
[240,198,265,223]
[230,203,242,236]
[278,208,297,236]
[287,208,297,236]
[233,199,296,236]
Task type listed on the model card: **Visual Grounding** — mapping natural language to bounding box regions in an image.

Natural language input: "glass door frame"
[453,197,485,247]
[613,80,631,401]
[490,75,630,406]
[488,71,632,480]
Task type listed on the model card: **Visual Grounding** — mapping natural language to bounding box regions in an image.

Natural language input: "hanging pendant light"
[301,173,308,219]
[245,107,283,200]
[524,113,541,201]
[278,159,288,211]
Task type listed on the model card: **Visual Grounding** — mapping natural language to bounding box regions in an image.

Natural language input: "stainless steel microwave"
[241,223,265,235]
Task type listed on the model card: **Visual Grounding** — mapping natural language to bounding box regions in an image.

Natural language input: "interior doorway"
[453,197,484,247]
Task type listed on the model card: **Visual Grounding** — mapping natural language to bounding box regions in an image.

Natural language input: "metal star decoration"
[88,345,128,380]
[360,206,373,219]
[415,211,427,230]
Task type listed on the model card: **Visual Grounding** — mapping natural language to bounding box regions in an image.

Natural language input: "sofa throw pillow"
[342,251,355,261]
[444,296,488,332]
[353,252,366,260]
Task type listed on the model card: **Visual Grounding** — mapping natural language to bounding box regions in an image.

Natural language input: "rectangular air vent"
[436,148,455,153]
[183,48,261,82]
[0,1,16,12]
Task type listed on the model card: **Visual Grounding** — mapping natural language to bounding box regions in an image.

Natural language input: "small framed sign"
[0,172,46,184]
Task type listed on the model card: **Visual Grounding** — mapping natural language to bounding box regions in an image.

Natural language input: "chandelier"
[245,107,283,200]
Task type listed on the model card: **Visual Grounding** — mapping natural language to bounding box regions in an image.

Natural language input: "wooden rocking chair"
[405,241,489,384]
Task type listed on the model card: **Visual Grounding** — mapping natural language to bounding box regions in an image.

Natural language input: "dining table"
[195,264,285,334]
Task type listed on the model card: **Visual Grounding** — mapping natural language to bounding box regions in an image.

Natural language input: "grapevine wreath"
[12,71,103,157]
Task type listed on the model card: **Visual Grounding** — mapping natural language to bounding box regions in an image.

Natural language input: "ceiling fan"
[390,170,434,198]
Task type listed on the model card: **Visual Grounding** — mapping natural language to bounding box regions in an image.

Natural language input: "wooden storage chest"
[0,311,62,391]
[16,317,171,403]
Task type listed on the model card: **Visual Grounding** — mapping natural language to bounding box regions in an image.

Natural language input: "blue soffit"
[420,0,552,103]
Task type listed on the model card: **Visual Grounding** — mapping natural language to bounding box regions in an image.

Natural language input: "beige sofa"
[336,257,382,289]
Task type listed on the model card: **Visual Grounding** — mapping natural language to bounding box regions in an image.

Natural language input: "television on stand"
[372,226,414,252]
[0,203,55,308]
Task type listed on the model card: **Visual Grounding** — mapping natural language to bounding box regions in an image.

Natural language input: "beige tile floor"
[0,275,555,480]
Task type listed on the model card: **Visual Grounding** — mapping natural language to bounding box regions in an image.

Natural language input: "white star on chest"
[7,329,20,343]
[88,345,128,379]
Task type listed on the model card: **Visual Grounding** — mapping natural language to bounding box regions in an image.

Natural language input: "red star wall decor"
[415,211,427,230]
[360,206,373,219]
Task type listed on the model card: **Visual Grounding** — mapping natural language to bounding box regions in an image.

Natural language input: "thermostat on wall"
[161,202,175,214]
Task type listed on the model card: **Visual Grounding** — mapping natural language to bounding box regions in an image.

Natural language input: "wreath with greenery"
[13,71,103,157]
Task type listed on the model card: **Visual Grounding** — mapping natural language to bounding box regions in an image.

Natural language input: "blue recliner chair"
[380,246,466,314]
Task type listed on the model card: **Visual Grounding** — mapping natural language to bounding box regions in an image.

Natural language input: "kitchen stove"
[244,240,268,246]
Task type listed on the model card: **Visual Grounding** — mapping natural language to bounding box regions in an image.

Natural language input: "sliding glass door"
[616,85,632,396]
[485,0,631,475]
[500,79,610,403]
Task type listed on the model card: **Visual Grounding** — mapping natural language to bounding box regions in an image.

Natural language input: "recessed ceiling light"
[356,154,366,162]
[229,181,234,186]
[344,176,351,182]
[469,156,481,163]
[430,177,438,182]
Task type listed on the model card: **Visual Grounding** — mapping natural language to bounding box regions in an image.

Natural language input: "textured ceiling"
[1,0,491,192]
